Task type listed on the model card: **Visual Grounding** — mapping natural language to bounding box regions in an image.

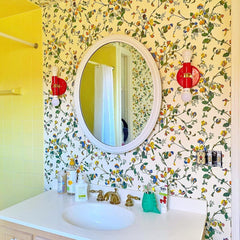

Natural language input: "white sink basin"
[62,203,135,230]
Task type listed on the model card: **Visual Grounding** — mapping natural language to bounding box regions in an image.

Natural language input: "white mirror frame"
[74,35,162,154]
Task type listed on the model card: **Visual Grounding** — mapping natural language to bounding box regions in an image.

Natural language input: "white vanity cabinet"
[0,220,72,240]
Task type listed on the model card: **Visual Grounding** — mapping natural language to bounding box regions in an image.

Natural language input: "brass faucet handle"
[125,194,141,207]
[89,189,105,201]
[110,189,120,205]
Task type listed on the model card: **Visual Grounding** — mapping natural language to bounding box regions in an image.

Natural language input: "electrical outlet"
[197,151,206,165]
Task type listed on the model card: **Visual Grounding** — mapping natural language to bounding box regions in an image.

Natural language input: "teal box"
[142,192,160,214]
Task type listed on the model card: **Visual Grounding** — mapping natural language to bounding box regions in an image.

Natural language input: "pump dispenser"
[75,173,88,202]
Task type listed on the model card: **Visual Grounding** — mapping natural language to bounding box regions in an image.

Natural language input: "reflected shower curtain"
[94,65,116,146]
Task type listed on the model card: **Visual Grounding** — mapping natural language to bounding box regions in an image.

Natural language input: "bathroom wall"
[37,0,231,239]
[0,8,43,209]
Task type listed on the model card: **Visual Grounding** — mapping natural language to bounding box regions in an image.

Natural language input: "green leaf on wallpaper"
[142,151,147,159]
[220,178,225,184]
[121,8,125,16]
[203,38,211,44]
[224,143,228,150]
[203,174,211,179]
[203,106,211,112]
[202,167,209,172]
[117,21,123,26]
[188,190,193,194]
[172,44,178,50]
[187,125,192,128]
[192,95,199,100]
[223,122,230,127]
[223,52,230,57]
[223,192,230,197]
[208,22,214,32]
[155,144,161,149]
[202,33,208,37]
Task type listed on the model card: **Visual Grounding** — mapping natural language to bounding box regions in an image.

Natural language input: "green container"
[142,192,160,214]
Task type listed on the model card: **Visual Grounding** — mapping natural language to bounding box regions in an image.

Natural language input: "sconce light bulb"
[182,50,192,63]
[52,96,60,107]
[52,66,58,76]
[181,88,192,103]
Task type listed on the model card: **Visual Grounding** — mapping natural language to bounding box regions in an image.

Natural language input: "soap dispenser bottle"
[75,173,88,202]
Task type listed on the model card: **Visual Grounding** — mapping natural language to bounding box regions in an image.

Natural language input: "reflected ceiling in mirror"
[80,42,153,147]
[74,35,161,153]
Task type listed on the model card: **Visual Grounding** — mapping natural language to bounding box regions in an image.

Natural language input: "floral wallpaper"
[128,44,154,139]
[35,0,231,239]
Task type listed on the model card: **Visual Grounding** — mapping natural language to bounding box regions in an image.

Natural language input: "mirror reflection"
[80,42,153,147]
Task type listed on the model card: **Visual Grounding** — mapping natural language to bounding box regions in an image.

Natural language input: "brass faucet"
[125,194,141,207]
[104,188,121,204]
[89,189,105,201]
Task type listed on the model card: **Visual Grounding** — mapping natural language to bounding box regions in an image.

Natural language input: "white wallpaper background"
[35,0,231,239]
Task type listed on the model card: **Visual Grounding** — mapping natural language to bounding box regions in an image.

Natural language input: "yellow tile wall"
[0,9,43,210]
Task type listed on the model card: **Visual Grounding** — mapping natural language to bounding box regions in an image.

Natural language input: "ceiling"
[0,0,39,19]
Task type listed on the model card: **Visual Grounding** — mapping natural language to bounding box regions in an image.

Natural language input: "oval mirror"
[74,35,161,153]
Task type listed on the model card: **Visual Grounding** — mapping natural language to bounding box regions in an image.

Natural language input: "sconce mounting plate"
[177,66,200,88]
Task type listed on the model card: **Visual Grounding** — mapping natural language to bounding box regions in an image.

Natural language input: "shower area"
[0,1,43,210]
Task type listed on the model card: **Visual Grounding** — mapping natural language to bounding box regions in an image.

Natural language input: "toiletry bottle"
[158,185,168,213]
[66,161,77,195]
[75,174,88,202]
[57,170,67,194]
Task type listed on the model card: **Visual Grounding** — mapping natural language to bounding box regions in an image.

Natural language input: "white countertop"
[0,188,207,240]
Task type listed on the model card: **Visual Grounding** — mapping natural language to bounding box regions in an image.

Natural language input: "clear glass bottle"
[57,170,67,194]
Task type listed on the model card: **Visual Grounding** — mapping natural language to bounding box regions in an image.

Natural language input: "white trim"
[231,0,240,239]
[74,35,161,153]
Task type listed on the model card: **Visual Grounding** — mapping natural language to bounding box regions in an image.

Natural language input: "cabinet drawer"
[0,226,33,240]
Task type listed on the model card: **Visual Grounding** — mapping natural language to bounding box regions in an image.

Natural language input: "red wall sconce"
[176,50,200,103]
[51,66,67,107]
